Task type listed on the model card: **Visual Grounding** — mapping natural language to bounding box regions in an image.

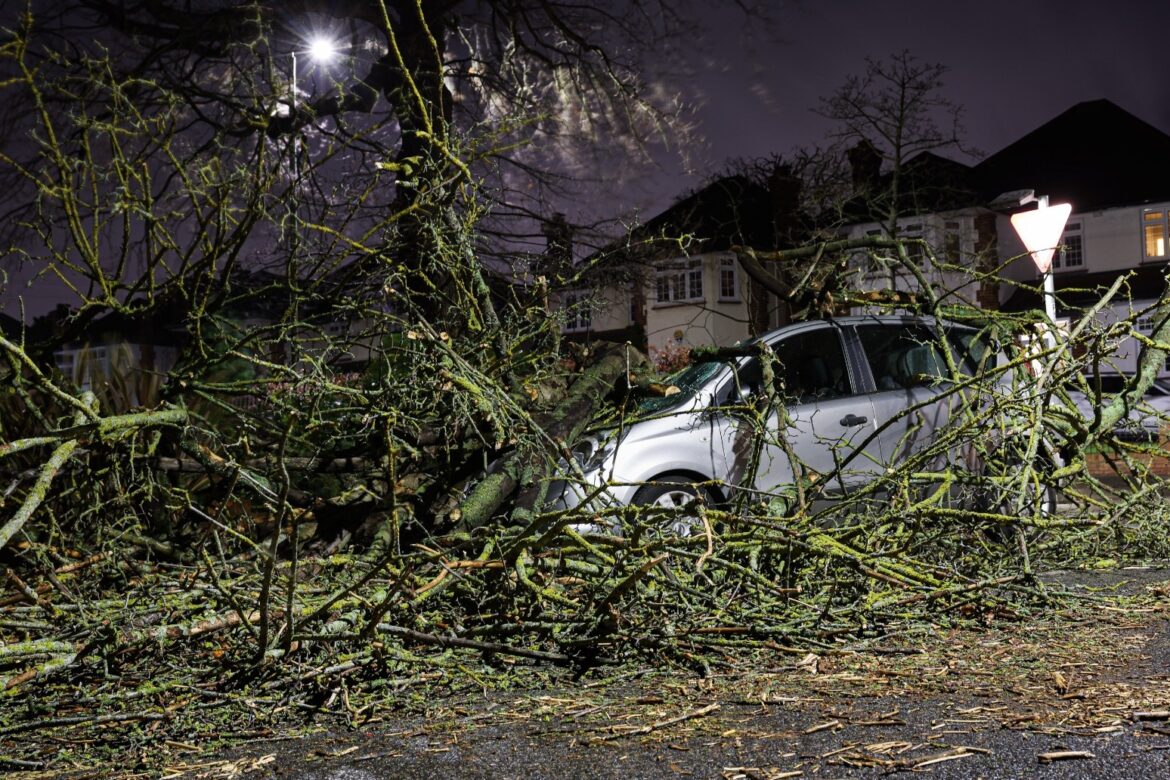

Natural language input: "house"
[981,100,1170,377]
[552,169,806,366]
[835,144,1000,313]
[583,99,1170,378]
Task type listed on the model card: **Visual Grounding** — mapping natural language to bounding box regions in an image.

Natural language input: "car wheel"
[630,476,718,537]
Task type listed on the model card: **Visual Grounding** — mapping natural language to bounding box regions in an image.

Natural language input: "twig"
[596,703,720,740]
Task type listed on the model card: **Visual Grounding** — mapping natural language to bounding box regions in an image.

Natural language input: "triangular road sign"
[1010,203,1072,273]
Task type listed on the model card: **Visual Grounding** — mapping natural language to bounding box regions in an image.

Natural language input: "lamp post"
[284,36,338,360]
[289,35,338,221]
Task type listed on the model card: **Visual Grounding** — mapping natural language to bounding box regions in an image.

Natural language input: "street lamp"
[286,34,340,235]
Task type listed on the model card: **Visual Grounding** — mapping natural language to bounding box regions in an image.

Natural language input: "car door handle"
[839,413,868,427]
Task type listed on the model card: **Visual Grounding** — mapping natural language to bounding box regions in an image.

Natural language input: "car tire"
[630,476,719,537]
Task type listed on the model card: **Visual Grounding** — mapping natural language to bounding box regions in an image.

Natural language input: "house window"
[1144,210,1169,259]
[1138,314,1155,334]
[943,221,962,263]
[718,257,739,301]
[54,351,76,379]
[900,223,927,269]
[563,291,591,332]
[1054,221,1083,270]
[655,259,703,304]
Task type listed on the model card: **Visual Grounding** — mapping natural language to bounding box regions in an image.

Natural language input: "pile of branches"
[4,310,1170,768]
[2,5,1170,769]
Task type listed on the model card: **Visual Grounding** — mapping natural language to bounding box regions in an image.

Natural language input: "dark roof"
[632,174,791,255]
[975,99,1170,212]
[840,151,981,223]
[1000,262,1170,313]
[0,311,21,339]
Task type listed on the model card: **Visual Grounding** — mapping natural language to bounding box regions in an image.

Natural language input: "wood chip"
[913,749,976,769]
[1133,711,1170,721]
[803,719,841,734]
[1038,750,1095,762]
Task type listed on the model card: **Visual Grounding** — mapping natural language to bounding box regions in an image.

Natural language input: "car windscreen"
[637,359,727,413]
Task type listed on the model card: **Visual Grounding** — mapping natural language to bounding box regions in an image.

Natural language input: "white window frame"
[718,256,739,301]
[1054,220,1083,271]
[654,258,704,305]
[943,220,962,263]
[1143,208,1169,260]
[562,291,592,332]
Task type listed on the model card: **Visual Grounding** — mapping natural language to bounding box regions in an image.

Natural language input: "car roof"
[753,314,963,344]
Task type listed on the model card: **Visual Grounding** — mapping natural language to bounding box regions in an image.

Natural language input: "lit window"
[1144,210,1169,258]
[719,257,739,300]
[1055,221,1083,270]
[655,259,703,304]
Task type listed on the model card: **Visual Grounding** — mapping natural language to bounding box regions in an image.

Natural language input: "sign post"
[1009,198,1072,328]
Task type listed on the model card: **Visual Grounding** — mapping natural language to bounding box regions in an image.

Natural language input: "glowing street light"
[291,34,340,114]
[307,35,338,65]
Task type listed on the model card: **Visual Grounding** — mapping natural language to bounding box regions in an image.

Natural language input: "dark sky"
[634,0,1170,213]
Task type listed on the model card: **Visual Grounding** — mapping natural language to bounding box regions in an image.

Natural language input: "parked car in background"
[1065,375,1170,443]
[552,315,1058,525]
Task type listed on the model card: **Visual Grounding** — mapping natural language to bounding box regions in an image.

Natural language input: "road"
[186,567,1170,780]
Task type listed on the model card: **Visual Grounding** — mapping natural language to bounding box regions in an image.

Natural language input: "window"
[54,350,76,378]
[563,291,591,332]
[900,223,927,269]
[718,257,739,301]
[856,324,980,390]
[655,258,703,304]
[1054,221,1083,270]
[1144,210,1169,259]
[1138,314,1155,334]
[723,328,852,405]
[859,225,926,278]
[772,328,852,401]
[943,221,962,262]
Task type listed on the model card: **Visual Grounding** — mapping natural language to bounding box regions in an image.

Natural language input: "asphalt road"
[196,567,1170,780]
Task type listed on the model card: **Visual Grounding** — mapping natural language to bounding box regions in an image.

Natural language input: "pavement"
[180,567,1170,780]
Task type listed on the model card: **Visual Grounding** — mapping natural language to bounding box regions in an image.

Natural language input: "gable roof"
[633,174,785,254]
[842,150,981,223]
[975,99,1170,212]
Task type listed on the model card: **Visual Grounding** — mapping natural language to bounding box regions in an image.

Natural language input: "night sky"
[4,0,1169,316]
[639,0,1170,212]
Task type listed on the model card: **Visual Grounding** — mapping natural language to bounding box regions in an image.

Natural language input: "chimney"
[847,139,882,194]
[766,164,801,246]
[539,212,574,282]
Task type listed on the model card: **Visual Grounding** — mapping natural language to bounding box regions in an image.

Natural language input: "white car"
[552,315,1057,523]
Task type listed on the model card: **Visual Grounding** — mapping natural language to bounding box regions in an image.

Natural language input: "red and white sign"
[1010,203,1072,273]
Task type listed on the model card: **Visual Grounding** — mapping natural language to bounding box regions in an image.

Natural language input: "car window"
[720,327,851,405]
[857,324,979,390]
[637,358,726,413]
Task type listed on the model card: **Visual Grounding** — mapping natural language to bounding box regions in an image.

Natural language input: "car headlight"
[571,436,617,473]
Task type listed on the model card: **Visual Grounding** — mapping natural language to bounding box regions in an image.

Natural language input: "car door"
[851,322,973,469]
[710,323,881,500]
